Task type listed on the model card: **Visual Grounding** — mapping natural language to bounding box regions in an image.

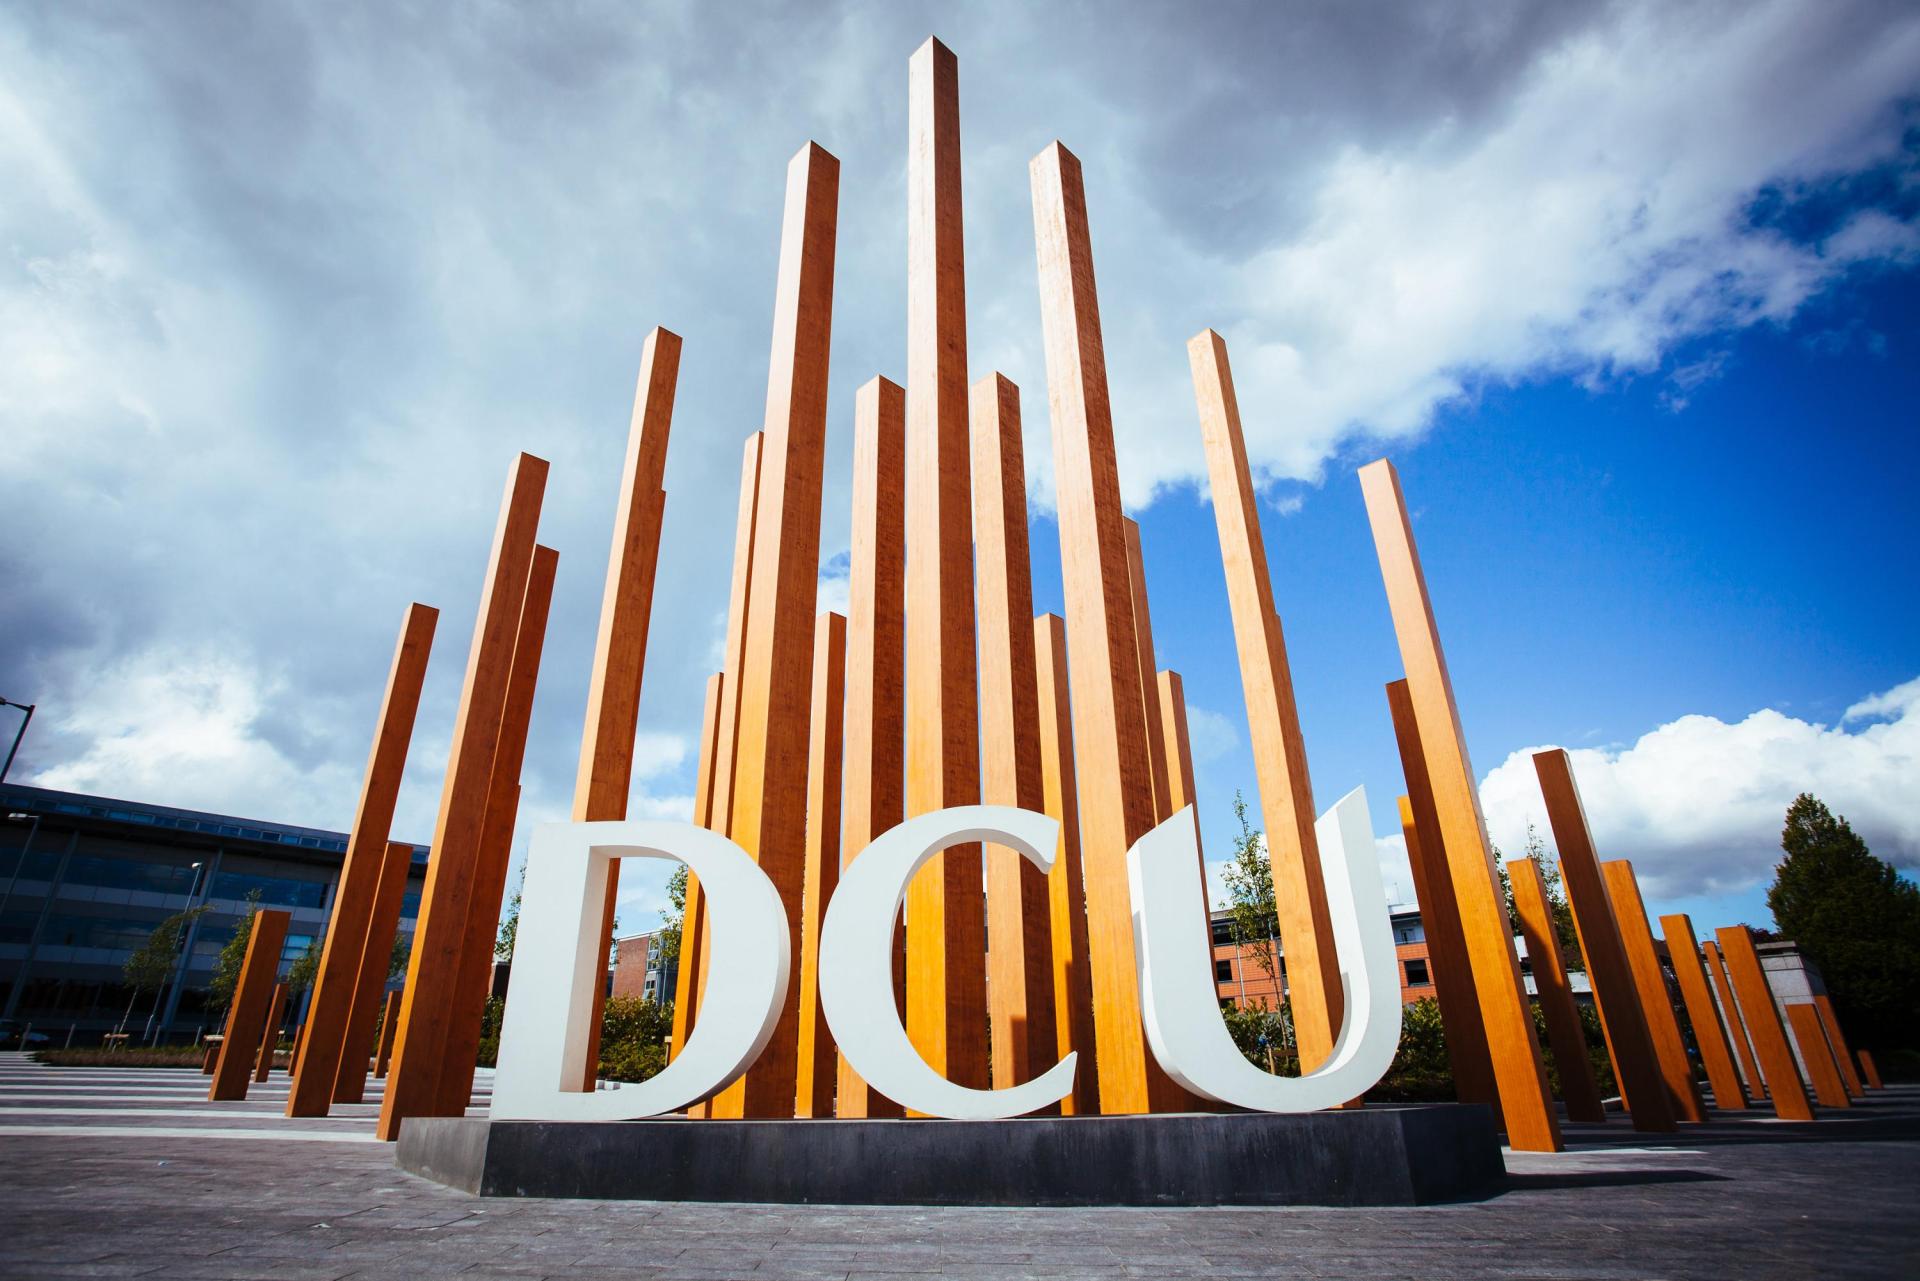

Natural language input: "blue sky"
[2,2,1915,944]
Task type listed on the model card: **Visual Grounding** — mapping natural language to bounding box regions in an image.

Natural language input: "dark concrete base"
[396,1105,1503,1207]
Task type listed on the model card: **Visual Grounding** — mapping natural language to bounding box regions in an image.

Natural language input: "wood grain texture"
[1035,614,1101,1116]
[1533,748,1675,1133]
[711,141,839,1120]
[1156,672,1198,819]
[378,452,547,1142]
[1659,913,1748,1110]
[576,328,681,1087]
[1601,861,1705,1123]
[1714,926,1813,1120]
[287,602,436,1118]
[1784,1003,1851,1108]
[375,991,399,1078]
[904,38,988,1096]
[441,545,558,1113]
[333,839,416,1103]
[1358,457,1558,1151]
[1387,681,1500,1124]
[795,612,846,1117]
[210,909,291,1101]
[1511,857,1606,1122]
[837,377,906,1118]
[1702,939,1764,1098]
[255,983,287,1083]
[971,372,1057,1094]
[1190,332,1342,1071]
[1030,141,1182,1114]
[667,672,724,1070]
[1813,994,1863,1097]
[1123,520,1173,821]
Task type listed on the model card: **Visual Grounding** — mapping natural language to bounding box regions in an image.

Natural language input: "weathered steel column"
[333,839,416,1103]
[795,612,846,1118]
[1659,913,1748,1110]
[255,982,287,1084]
[1511,857,1606,1122]
[1784,1004,1852,1108]
[1813,995,1864,1097]
[1034,614,1101,1116]
[665,670,723,1069]
[1702,938,1764,1097]
[1715,925,1814,1120]
[287,602,436,1117]
[374,990,400,1078]
[210,908,291,1102]
[1601,861,1705,1122]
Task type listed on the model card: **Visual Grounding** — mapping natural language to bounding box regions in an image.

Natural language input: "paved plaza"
[0,1053,1914,1280]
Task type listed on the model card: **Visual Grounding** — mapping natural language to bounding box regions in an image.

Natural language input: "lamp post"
[147,860,209,1045]
[0,699,33,784]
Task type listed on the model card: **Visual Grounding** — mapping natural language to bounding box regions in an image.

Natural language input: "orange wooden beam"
[903,39,988,1097]
[378,452,547,1141]
[1858,1049,1884,1090]
[1784,1003,1851,1108]
[210,909,291,1102]
[1031,141,1183,1114]
[287,601,436,1117]
[1122,520,1173,821]
[1190,332,1343,1073]
[795,612,847,1117]
[374,990,399,1078]
[837,378,907,1118]
[972,372,1057,1095]
[711,141,838,1120]
[1035,614,1101,1116]
[667,671,724,1070]
[1702,938,1764,1098]
[333,839,416,1103]
[1386,682,1501,1124]
[1812,995,1863,1097]
[1511,857,1606,1122]
[1715,925,1814,1120]
[255,982,287,1084]
[441,545,558,1113]
[1358,459,1558,1151]
[1156,672,1198,820]
[1601,861,1705,1123]
[1533,749,1674,1133]
[1659,913,1748,1111]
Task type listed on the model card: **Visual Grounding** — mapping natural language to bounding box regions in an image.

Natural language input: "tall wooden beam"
[287,602,436,1117]
[837,377,906,1118]
[255,983,287,1084]
[1122,520,1173,820]
[1532,748,1674,1133]
[1190,332,1344,1072]
[575,328,682,1086]
[1659,913,1748,1110]
[1716,926,1813,1121]
[1858,1049,1884,1090]
[971,372,1057,1093]
[1386,681,1500,1123]
[1511,857,1606,1122]
[374,990,400,1078]
[710,141,838,1120]
[903,38,988,1095]
[440,545,558,1113]
[1702,939,1764,1097]
[1034,614,1101,1116]
[795,612,846,1118]
[378,452,547,1141]
[667,671,724,1069]
[210,909,291,1101]
[1357,458,1558,1150]
[333,840,416,1103]
[1813,995,1864,1097]
[1601,861,1705,1123]
[1784,1004,1851,1108]
[1031,141,1182,1114]
[1156,672,1198,818]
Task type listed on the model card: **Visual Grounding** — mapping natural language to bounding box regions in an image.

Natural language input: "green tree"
[595,994,674,1083]
[284,939,320,996]
[1766,793,1920,1050]
[1368,996,1452,1102]
[656,865,687,967]
[206,891,264,1014]
[119,906,207,1032]
[1494,824,1583,972]
[1222,1000,1295,1075]
[388,931,412,982]
[1221,791,1281,988]
[495,868,524,963]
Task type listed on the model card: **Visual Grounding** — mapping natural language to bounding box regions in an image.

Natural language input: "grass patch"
[33,1047,208,1069]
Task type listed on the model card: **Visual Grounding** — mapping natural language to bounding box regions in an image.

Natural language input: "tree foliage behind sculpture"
[207,891,264,1014]
[1766,793,1920,1049]
[1221,791,1281,984]
[119,905,207,1030]
[495,868,523,963]
[1493,824,1583,972]
[655,865,687,967]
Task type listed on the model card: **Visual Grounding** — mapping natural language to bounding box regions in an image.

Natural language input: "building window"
[1404,958,1430,986]
[1214,958,1233,983]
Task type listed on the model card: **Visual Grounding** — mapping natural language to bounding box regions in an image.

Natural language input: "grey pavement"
[0,1052,1914,1280]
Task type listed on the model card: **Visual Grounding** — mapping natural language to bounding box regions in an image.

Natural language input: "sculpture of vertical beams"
[711,141,838,1120]
[1030,141,1183,1114]
[1386,681,1501,1124]
[795,612,846,1117]
[1510,857,1606,1122]
[574,328,682,1087]
[1123,520,1172,819]
[1532,748,1675,1133]
[1784,1004,1851,1107]
[378,453,547,1142]
[1703,939,1765,1098]
[286,602,436,1117]
[1600,860,1705,1123]
[971,372,1057,1093]
[1858,1048,1884,1090]
[1658,913,1748,1110]
[1190,333,1343,1072]
[904,37,987,1094]
[1156,672,1198,819]
[440,545,559,1113]
[1357,459,1559,1151]
[1812,995,1864,1096]
[676,434,765,1102]
[1716,925,1813,1118]
[837,377,906,1118]
[666,671,723,1068]
[255,983,287,1083]
[210,908,291,1101]
[375,990,400,1078]
[333,839,417,1103]
[1034,614,1100,1116]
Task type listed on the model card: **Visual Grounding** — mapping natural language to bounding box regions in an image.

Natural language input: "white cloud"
[1478,675,1920,900]
[1182,704,1239,765]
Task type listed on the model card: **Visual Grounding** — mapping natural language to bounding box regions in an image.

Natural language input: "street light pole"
[0,699,34,784]
[148,860,208,1045]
